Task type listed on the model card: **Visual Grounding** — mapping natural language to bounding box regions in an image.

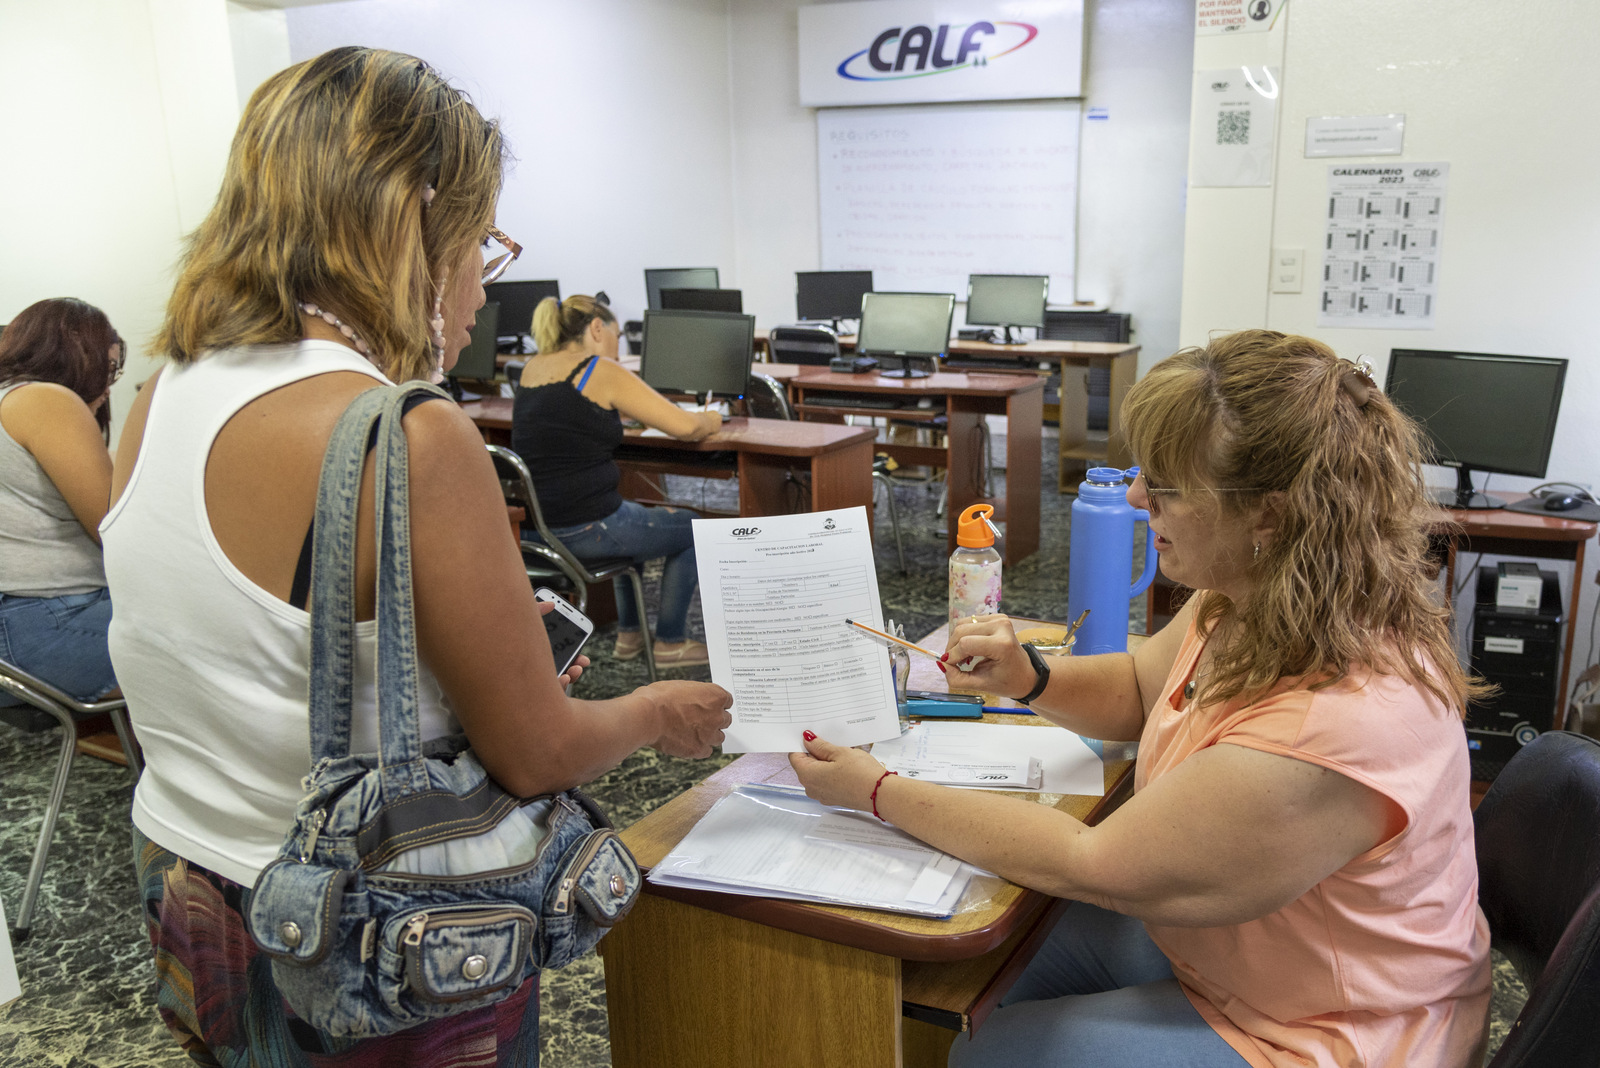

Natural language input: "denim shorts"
[0,587,117,706]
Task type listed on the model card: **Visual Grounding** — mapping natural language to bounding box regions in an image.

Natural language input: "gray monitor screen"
[450,302,499,379]
[659,288,743,314]
[797,270,873,320]
[966,274,1048,329]
[1384,348,1567,478]
[856,292,955,358]
[645,268,719,310]
[484,280,559,337]
[641,309,754,396]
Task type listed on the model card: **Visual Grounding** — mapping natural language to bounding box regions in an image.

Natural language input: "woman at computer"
[792,330,1491,1068]
[102,48,732,1063]
[0,297,123,707]
[514,294,721,667]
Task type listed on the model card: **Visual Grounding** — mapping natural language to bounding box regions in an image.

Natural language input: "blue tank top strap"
[573,356,600,392]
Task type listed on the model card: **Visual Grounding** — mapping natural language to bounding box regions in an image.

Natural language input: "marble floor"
[0,434,1527,1066]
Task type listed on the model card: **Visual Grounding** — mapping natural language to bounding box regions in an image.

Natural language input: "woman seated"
[793,330,1491,1068]
[103,47,732,1064]
[513,294,721,667]
[0,298,122,708]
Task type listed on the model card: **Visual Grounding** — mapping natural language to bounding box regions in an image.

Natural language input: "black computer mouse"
[1543,494,1583,512]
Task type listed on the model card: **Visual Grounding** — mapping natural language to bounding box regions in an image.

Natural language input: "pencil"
[842,618,944,661]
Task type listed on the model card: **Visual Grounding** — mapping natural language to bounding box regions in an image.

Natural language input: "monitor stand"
[1430,465,1503,510]
[877,355,933,380]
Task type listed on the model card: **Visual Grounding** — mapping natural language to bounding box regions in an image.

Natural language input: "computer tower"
[1467,566,1563,780]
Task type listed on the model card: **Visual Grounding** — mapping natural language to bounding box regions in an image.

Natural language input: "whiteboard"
[817,101,1080,298]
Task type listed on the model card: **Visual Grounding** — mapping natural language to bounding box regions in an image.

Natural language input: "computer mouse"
[1544,494,1584,512]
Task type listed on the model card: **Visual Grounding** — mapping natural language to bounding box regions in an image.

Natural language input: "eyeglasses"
[109,338,126,384]
[482,226,522,284]
[1134,472,1264,515]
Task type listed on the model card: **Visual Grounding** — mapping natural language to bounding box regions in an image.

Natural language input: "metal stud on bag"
[280,921,302,948]
[462,955,489,981]
[609,874,627,898]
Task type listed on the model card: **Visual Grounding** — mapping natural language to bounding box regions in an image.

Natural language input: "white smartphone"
[534,588,595,676]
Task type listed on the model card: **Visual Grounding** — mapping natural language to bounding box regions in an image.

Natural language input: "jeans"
[0,588,117,706]
[544,500,699,642]
[948,903,1249,1068]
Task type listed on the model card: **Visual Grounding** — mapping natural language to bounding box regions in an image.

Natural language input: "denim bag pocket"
[394,903,536,1003]
[248,860,350,966]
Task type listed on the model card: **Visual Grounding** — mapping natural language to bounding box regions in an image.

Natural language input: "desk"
[787,371,1044,564]
[459,400,877,522]
[758,332,1141,488]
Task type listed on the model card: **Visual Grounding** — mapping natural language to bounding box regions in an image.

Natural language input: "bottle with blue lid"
[1067,467,1158,655]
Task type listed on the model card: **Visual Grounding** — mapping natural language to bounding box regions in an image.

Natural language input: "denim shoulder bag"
[244,383,640,1037]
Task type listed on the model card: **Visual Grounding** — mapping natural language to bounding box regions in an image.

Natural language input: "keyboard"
[802,394,906,411]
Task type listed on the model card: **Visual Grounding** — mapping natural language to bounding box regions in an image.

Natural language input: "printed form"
[693,508,902,753]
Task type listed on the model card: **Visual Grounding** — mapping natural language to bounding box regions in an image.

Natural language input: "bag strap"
[306,381,448,778]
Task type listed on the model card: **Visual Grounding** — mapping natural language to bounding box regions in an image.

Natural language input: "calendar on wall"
[1318,162,1449,330]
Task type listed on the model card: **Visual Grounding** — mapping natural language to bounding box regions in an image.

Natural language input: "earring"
[1253,542,1261,561]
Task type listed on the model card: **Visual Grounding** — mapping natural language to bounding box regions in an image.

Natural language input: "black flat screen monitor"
[966,274,1048,341]
[645,268,719,311]
[449,302,499,381]
[640,309,754,397]
[1384,348,1568,510]
[796,270,874,322]
[659,288,743,314]
[484,280,559,341]
[857,291,955,379]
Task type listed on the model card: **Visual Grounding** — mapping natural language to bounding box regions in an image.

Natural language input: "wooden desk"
[459,400,876,522]
[758,332,1141,488]
[787,371,1044,564]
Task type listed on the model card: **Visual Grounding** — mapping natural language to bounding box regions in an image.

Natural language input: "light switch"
[1271,248,1304,293]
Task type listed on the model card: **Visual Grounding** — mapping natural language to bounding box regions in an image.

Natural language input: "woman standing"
[0,298,122,707]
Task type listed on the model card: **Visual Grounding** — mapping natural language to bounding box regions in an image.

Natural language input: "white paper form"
[648,786,972,917]
[871,722,1105,796]
[693,508,902,753]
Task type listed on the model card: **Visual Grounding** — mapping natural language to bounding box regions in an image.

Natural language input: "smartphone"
[904,689,984,704]
[534,588,594,676]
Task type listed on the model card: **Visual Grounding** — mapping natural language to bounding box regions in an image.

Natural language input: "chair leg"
[111,709,143,779]
[874,474,907,575]
[13,711,77,942]
[625,571,658,683]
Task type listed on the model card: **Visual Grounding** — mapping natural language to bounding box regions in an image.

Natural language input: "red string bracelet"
[870,769,899,822]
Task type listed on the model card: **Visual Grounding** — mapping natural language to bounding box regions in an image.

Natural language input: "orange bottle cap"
[956,504,997,548]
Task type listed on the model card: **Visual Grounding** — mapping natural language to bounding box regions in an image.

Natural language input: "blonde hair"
[155,47,505,382]
[532,295,616,355]
[1123,329,1485,715]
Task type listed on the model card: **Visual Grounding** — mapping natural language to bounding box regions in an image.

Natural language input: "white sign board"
[1305,114,1405,158]
[799,0,1084,107]
[1196,0,1283,35]
[818,102,1079,296]
[1318,163,1449,330]
[1191,68,1279,187]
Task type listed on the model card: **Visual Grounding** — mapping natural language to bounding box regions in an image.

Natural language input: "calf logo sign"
[837,22,1038,81]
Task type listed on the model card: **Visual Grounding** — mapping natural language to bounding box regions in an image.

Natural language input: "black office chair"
[503,359,526,386]
[486,445,657,682]
[1474,730,1600,1065]
[1,657,141,942]
[768,325,841,367]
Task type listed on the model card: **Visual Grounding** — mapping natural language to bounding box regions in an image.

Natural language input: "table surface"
[459,401,875,457]
[788,370,1046,397]
[1439,494,1599,542]
[756,330,1140,360]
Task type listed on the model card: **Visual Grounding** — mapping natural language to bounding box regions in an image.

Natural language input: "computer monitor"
[645,267,719,311]
[966,274,1048,343]
[640,309,754,398]
[1384,348,1568,510]
[659,288,743,314]
[448,302,500,385]
[796,270,874,324]
[856,292,955,379]
[484,280,559,343]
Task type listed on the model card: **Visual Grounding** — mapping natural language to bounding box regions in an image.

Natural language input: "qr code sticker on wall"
[1217,110,1250,146]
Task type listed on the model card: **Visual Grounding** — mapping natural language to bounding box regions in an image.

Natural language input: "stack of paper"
[648,785,974,918]
[870,721,1105,795]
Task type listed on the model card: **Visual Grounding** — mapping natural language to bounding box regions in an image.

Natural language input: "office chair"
[768,325,841,367]
[744,374,905,574]
[1474,730,1600,1066]
[503,359,526,386]
[1,657,141,942]
[623,320,644,356]
[486,445,658,682]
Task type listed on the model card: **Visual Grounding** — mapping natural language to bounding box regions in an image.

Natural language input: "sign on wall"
[799,0,1084,108]
[1318,163,1449,330]
[1191,68,1279,187]
[1195,0,1283,36]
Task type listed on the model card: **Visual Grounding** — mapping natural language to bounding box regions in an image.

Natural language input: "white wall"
[0,0,238,437]
[283,0,738,325]
[1177,0,1600,685]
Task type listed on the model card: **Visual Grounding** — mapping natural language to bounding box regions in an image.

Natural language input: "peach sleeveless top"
[1135,619,1490,1068]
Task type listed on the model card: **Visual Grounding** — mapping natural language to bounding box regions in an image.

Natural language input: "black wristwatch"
[1017,643,1051,705]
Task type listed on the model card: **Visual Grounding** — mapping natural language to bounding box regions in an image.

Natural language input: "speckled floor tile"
[0,432,1524,1065]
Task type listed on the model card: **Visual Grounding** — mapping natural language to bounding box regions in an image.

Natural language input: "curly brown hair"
[1123,329,1484,716]
[155,47,505,382]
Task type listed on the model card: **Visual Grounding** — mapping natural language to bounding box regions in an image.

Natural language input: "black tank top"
[511,356,624,528]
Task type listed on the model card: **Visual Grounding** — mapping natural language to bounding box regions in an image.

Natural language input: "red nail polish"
[936,662,946,673]
[803,730,817,742]
[939,652,949,662]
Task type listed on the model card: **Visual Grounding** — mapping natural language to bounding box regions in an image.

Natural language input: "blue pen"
[983,705,1036,716]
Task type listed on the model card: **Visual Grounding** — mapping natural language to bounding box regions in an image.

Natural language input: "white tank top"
[102,342,459,886]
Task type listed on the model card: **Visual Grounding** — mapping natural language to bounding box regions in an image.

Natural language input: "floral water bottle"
[949,504,1002,623]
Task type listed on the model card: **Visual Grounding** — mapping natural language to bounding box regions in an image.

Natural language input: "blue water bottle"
[1067,467,1158,655]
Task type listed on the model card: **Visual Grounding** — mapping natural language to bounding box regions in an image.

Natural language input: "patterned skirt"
[132,826,541,1067]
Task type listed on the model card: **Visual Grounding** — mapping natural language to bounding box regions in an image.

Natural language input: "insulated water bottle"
[1067,468,1157,655]
[949,504,1003,623]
